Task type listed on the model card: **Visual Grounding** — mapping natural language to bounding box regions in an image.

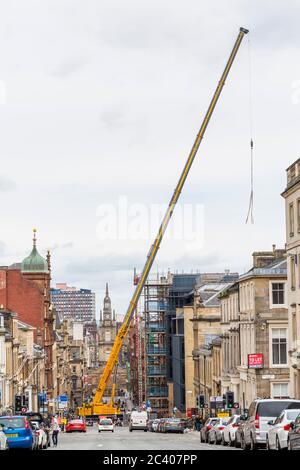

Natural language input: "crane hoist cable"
[246,35,254,224]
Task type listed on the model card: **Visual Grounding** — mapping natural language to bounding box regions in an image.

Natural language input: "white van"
[129,411,148,432]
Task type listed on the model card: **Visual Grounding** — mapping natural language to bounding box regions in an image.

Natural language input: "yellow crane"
[79,26,249,418]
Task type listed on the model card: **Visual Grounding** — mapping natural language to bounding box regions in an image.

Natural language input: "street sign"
[217,412,230,418]
[58,395,68,402]
[21,407,27,413]
[58,401,68,410]
[233,403,239,409]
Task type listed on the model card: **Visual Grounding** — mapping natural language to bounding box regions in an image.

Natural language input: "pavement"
[48,425,238,450]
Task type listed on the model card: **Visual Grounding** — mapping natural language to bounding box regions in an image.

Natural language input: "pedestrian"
[51,415,60,447]
[195,415,203,431]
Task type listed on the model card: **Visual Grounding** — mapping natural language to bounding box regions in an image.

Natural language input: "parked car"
[98,418,114,432]
[160,418,185,434]
[152,419,160,432]
[31,421,48,449]
[66,419,87,433]
[222,415,241,447]
[157,419,167,433]
[0,415,36,450]
[0,425,8,450]
[234,415,248,448]
[287,412,300,450]
[241,399,300,450]
[24,412,51,447]
[266,408,300,450]
[129,411,148,432]
[200,418,220,443]
[207,419,229,445]
[147,420,154,432]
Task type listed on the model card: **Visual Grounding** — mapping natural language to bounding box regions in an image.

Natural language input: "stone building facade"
[237,247,289,409]
[192,279,236,407]
[0,230,54,401]
[282,158,300,399]
[219,282,240,397]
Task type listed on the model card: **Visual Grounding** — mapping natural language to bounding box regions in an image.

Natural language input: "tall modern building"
[50,283,96,322]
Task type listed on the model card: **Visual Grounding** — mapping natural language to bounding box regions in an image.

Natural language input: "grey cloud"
[64,252,145,276]
[0,176,16,191]
[49,242,74,252]
[99,108,126,129]
[49,57,89,78]
[0,241,5,255]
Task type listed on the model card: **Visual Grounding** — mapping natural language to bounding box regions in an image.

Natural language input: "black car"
[288,412,300,450]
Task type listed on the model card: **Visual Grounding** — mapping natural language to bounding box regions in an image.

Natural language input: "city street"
[48,425,238,450]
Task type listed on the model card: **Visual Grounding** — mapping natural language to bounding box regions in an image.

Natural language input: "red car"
[66,419,87,433]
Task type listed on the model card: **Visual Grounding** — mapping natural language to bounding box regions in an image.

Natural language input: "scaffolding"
[143,274,172,417]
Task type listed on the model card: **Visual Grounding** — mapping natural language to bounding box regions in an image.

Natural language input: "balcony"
[146,323,165,332]
[147,366,167,376]
[147,387,168,397]
[146,347,167,355]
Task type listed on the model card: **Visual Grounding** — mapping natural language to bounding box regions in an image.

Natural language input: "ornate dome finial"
[21,229,48,273]
[33,228,37,248]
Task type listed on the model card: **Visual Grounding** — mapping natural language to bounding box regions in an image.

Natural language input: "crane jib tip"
[240,27,249,34]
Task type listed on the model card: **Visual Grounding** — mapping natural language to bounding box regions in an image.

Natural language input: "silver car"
[241,399,300,450]
[266,409,300,450]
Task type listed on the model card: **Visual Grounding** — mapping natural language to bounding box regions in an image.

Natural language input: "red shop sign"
[248,353,264,368]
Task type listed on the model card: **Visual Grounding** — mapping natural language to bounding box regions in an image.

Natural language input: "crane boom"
[79,26,249,417]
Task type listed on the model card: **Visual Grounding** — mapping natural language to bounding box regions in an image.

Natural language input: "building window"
[291,257,296,290]
[289,203,295,236]
[292,312,297,346]
[272,328,287,366]
[271,282,285,306]
[297,199,300,233]
[272,383,289,399]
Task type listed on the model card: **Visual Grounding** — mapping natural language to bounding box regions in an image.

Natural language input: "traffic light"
[22,394,29,408]
[199,394,205,409]
[15,395,22,413]
[226,391,234,409]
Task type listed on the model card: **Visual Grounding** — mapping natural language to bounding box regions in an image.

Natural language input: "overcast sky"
[1,0,299,317]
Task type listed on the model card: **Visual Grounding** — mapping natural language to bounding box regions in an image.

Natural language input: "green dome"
[21,230,49,273]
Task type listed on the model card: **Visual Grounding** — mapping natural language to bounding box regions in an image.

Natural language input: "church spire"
[103,282,112,321]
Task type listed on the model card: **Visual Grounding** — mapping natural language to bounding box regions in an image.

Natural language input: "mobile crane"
[78,27,249,418]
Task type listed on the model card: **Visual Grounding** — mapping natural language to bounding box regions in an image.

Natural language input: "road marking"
[97,444,103,447]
